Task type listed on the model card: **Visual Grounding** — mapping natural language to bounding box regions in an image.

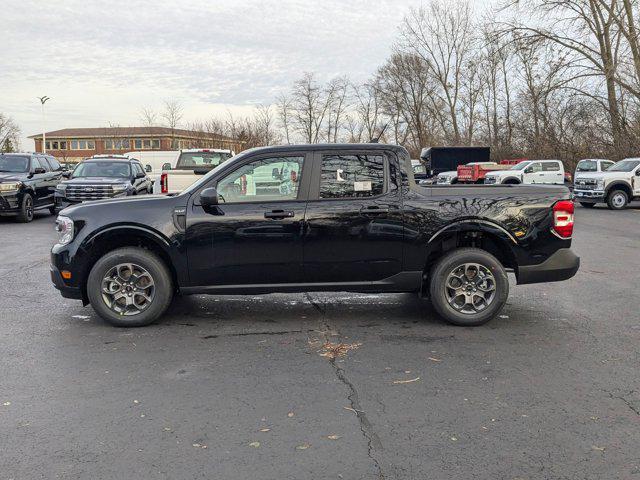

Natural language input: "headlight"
[0,182,22,192]
[55,216,74,245]
[112,183,128,193]
[596,179,605,189]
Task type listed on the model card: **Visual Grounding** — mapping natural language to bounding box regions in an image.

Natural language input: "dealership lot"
[1,205,639,479]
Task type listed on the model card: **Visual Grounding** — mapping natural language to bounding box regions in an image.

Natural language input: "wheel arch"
[605,181,632,198]
[421,220,518,295]
[502,177,521,184]
[77,225,179,303]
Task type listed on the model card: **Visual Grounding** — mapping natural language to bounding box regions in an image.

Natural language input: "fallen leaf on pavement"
[393,377,420,384]
[192,443,208,449]
[296,443,311,450]
[260,428,271,432]
[287,412,294,418]
[318,342,362,359]
[249,442,260,448]
[428,357,442,362]
[2,402,10,406]
[327,435,341,440]
[343,406,364,414]
[592,445,605,452]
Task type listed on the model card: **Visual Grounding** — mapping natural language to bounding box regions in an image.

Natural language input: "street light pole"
[38,96,50,153]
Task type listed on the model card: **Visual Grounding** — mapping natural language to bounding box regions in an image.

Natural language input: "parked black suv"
[0,152,66,222]
[55,156,152,210]
[51,143,579,328]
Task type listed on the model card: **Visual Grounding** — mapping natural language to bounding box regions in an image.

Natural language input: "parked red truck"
[457,160,524,183]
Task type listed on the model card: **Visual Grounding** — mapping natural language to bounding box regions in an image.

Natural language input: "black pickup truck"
[51,144,579,327]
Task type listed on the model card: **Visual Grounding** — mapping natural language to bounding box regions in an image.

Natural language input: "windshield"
[72,161,131,178]
[576,160,598,172]
[0,155,30,173]
[176,152,232,169]
[608,159,640,172]
[510,161,531,171]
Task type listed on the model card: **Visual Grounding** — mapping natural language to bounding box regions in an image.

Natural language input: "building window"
[133,138,161,150]
[70,140,96,150]
[45,141,68,150]
[104,139,130,150]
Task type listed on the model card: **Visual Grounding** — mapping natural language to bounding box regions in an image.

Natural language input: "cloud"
[0,0,477,147]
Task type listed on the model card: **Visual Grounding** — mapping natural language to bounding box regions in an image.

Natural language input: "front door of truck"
[185,153,311,287]
[303,151,404,284]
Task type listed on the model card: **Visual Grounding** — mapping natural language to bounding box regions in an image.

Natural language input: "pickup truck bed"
[52,143,579,328]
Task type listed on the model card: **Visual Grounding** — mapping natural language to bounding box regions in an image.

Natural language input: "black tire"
[607,189,628,210]
[428,248,509,327]
[15,193,34,223]
[579,202,596,208]
[49,205,57,215]
[86,247,173,327]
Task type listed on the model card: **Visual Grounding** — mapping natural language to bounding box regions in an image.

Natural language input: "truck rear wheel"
[87,247,173,327]
[428,248,509,327]
[607,190,628,210]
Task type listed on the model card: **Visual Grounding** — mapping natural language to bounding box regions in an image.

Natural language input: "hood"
[0,172,28,182]
[437,170,458,177]
[59,192,178,217]
[573,171,626,180]
[61,177,130,185]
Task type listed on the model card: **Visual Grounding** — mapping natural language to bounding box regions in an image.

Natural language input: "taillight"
[552,200,574,238]
[160,173,168,194]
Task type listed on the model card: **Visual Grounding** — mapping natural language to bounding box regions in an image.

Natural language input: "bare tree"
[0,113,20,153]
[276,94,293,144]
[139,107,158,128]
[162,100,184,149]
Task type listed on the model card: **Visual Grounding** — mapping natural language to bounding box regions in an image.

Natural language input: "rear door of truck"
[302,149,404,283]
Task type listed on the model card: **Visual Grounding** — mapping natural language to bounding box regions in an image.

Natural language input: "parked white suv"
[484,160,565,185]
[573,158,640,210]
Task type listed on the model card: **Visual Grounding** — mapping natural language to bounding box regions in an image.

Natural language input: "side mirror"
[145,164,152,173]
[33,167,46,175]
[524,167,533,173]
[162,163,172,171]
[200,187,219,209]
[62,171,72,179]
[194,167,209,175]
[135,171,146,179]
[636,169,640,176]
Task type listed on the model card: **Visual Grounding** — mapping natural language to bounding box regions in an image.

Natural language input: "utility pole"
[38,96,50,153]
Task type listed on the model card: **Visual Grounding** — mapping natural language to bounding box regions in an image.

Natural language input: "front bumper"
[0,192,20,215]
[573,189,604,202]
[517,248,580,285]
[50,264,83,300]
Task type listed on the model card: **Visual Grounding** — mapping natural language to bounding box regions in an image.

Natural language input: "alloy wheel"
[444,263,496,314]
[101,263,155,316]
[611,192,626,208]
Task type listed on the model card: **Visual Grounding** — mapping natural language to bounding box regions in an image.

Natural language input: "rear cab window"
[176,151,232,170]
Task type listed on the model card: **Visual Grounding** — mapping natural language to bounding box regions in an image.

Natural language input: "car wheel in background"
[15,193,34,223]
[49,206,57,215]
[87,247,173,327]
[579,202,596,208]
[428,248,509,327]
[607,190,628,210]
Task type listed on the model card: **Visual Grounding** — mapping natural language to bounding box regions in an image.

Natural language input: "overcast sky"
[1,0,492,149]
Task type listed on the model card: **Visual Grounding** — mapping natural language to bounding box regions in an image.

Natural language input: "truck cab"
[155,148,234,194]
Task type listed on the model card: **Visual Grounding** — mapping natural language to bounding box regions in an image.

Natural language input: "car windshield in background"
[0,155,30,173]
[510,161,531,170]
[576,160,598,172]
[608,159,640,172]
[177,152,232,169]
[413,164,426,174]
[72,161,131,178]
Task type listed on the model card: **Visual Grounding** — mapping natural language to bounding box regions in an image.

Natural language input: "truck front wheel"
[86,247,173,327]
[428,248,509,327]
[606,190,628,210]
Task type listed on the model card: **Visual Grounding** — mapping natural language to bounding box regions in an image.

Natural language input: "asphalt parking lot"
[1,203,639,480]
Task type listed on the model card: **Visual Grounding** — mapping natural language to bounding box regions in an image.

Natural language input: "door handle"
[360,205,390,214]
[264,210,294,219]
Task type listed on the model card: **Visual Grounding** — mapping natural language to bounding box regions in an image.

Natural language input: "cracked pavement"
[1,203,640,479]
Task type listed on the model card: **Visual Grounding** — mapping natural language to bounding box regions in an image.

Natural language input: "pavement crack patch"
[200,329,306,339]
[305,292,385,479]
[604,389,640,416]
[330,357,385,479]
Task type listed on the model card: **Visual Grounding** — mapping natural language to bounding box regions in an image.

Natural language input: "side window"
[542,162,560,171]
[320,154,385,199]
[31,157,44,172]
[602,161,614,171]
[133,163,144,176]
[45,157,62,171]
[528,162,543,173]
[217,156,304,203]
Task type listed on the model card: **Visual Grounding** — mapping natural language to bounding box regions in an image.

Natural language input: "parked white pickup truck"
[574,158,640,210]
[484,160,565,185]
[155,149,234,194]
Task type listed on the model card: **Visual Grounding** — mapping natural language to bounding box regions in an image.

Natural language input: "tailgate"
[457,165,474,181]
[165,170,202,193]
